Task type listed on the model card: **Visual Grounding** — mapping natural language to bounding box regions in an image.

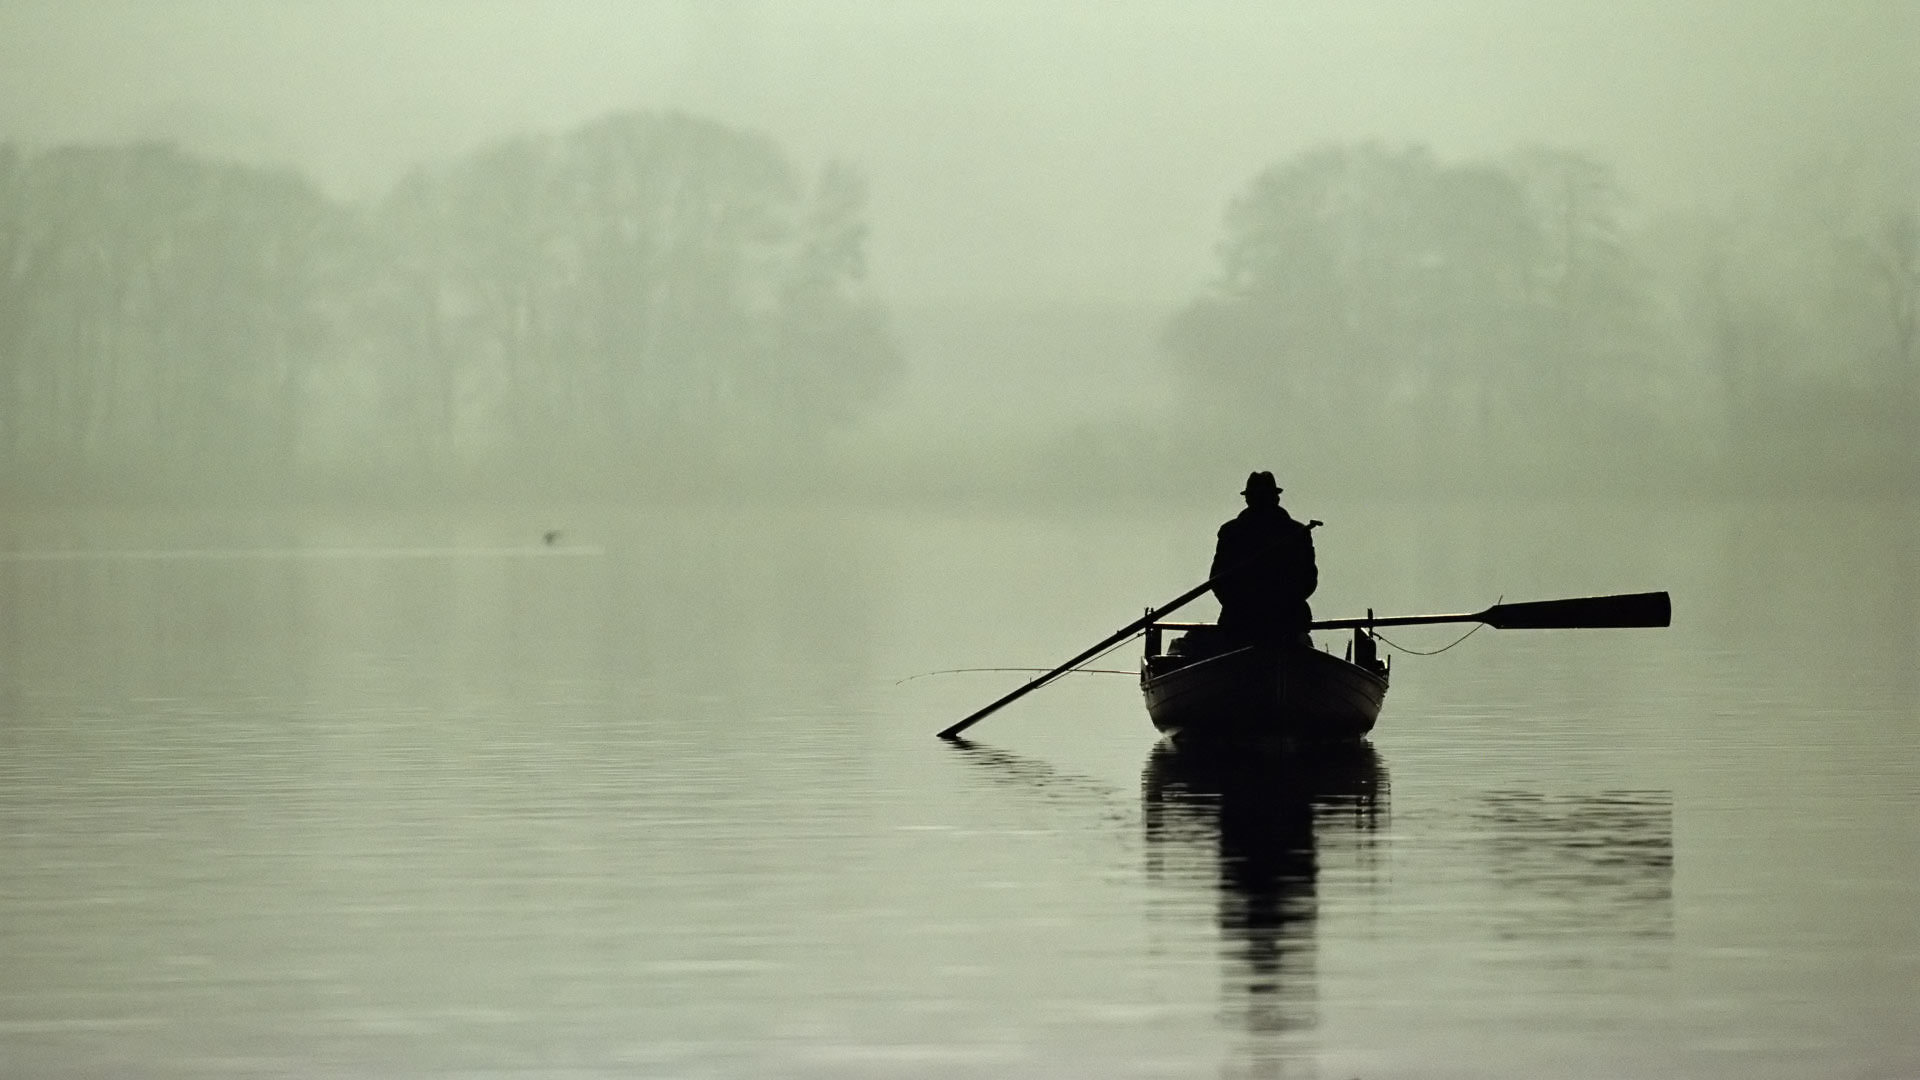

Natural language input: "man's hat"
[1242,470,1282,496]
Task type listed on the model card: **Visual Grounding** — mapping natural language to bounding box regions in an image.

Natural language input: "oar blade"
[1483,591,1671,630]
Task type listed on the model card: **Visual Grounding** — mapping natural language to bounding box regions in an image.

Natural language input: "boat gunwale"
[1142,637,1388,693]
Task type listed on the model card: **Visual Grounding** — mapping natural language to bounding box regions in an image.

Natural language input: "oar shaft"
[937,576,1219,740]
[1310,611,1481,631]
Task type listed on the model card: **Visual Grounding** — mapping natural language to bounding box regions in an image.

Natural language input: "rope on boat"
[1369,595,1500,656]
[1371,623,1484,655]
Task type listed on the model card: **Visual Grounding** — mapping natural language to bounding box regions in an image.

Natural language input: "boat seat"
[1169,625,1231,658]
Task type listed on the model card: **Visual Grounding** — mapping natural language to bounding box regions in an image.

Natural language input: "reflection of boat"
[1140,626,1388,745]
[1143,738,1388,811]
[1142,741,1387,1052]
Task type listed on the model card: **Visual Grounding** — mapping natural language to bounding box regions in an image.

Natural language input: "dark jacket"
[1210,504,1317,634]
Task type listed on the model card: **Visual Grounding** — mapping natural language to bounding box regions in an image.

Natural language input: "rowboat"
[1140,624,1388,746]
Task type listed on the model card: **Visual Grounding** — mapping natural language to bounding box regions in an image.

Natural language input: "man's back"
[1210,503,1317,634]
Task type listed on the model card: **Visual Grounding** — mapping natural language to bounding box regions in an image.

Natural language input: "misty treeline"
[1164,144,1917,495]
[2,114,1913,504]
[0,111,896,499]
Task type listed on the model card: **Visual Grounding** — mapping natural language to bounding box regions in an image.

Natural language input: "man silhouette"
[1210,471,1318,641]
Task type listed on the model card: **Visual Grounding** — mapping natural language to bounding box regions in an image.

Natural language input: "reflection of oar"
[1309,591,1671,631]
[943,737,1128,801]
[937,577,1219,740]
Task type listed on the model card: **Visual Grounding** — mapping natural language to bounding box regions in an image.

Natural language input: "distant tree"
[0,145,33,465]
[765,162,898,430]
[1165,143,1578,474]
[357,171,465,474]
[373,110,898,473]
[1676,218,1799,452]
[1881,210,1919,363]
[1855,209,1917,418]
[1886,209,1920,475]
[1507,148,1656,420]
[0,142,339,490]
[1816,203,1920,480]
[1165,144,1433,438]
[1651,163,1920,492]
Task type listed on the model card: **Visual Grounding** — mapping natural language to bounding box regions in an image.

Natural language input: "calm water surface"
[2,499,1915,1078]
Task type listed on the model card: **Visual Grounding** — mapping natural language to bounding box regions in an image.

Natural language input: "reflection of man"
[1210,471,1318,640]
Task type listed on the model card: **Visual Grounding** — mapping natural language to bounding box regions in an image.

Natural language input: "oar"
[1310,591,1670,631]
[936,577,1219,740]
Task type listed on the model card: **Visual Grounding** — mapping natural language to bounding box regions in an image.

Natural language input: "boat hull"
[1141,640,1387,746]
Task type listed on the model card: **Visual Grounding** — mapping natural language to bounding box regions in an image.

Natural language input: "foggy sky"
[3,1,1913,309]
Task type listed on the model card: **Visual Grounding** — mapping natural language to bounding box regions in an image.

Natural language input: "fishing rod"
[896,667,1136,686]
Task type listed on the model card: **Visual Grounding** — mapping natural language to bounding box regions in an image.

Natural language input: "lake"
[2,498,1915,1078]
